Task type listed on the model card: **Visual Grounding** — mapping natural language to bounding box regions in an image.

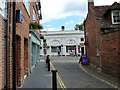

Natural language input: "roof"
[89,2,120,29]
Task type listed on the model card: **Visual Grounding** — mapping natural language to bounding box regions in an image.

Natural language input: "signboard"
[61,44,63,47]
[80,43,85,45]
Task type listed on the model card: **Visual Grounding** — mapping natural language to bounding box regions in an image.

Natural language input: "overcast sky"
[40,0,120,31]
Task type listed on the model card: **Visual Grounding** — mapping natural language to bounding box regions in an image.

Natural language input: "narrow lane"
[50,56,112,88]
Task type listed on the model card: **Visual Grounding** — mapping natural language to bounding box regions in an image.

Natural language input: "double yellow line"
[50,62,67,89]
[79,64,119,89]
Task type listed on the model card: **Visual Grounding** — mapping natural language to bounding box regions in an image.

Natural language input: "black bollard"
[52,70,57,90]
[48,59,50,71]
[46,55,49,64]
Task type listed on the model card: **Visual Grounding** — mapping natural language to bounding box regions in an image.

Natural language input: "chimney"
[88,0,94,11]
[61,26,65,31]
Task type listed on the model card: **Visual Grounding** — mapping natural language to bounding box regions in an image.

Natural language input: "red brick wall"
[85,11,101,67]
[0,16,6,89]
[0,1,41,88]
[101,31,119,76]
[85,8,120,76]
[8,1,41,88]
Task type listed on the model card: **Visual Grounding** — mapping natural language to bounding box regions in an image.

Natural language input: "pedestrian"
[79,52,82,63]
[57,49,60,56]
[79,55,82,63]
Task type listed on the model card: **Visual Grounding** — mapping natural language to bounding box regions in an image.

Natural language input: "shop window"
[66,46,76,52]
[51,46,61,52]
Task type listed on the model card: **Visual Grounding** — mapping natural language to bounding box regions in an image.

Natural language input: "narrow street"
[21,56,118,89]
[50,56,115,88]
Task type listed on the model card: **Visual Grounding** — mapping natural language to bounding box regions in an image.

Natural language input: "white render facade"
[40,30,85,56]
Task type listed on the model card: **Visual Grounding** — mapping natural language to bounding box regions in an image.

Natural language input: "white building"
[40,30,85,56]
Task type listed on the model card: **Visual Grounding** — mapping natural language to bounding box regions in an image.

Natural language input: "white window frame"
[111,10,120,24]
[23,0,30,16]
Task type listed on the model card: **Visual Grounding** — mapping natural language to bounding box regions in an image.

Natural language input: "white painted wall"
[40,30,85,56]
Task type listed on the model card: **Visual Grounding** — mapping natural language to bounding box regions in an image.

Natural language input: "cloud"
[46,25,52,27]
[65,20,74,25]
[40,0,87,24]
[40,0,120,24]
[41,28,61,31]
[94,0,120,6]
[70,21,74,24]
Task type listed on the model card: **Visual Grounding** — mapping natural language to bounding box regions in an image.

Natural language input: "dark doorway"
[16,35,21,87]
[81,47,84,55]
[24,38,28,76]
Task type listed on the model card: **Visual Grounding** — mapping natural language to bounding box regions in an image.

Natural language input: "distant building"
[40,30,85,56]
[84,0,120,76]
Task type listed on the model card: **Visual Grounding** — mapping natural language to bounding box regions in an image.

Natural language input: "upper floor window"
[23,0,30,16]
[112,10,120,24]
[0,0,6,19]
[81,38,84,42]
[33,9,36,22]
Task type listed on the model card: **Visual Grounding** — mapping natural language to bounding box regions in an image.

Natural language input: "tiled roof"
[90,2,120,29]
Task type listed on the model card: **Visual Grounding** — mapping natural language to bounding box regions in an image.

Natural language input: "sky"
[40,0,120,31]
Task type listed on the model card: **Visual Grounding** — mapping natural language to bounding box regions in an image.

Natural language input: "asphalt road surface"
[50,56,113,88]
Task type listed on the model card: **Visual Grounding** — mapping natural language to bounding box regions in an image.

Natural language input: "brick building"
[0,0,42,89]
[0,13,6,89]
[84,0,120,77]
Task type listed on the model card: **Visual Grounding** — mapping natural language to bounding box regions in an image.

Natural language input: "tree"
[74,23,84,30]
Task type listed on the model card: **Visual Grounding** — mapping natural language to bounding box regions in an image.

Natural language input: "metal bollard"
[48,59,50,71]
[52,70,57,90]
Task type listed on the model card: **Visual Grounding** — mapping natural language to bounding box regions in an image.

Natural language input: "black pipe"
[6,2,10,89]
[52,70,57,90]
[12,1,16,90]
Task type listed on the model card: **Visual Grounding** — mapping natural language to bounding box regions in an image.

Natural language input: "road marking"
[79,64,118,89]
[50,62,67,89]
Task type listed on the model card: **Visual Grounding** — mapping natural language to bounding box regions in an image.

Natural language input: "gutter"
[12,1,16,90]
[6,1,10,89]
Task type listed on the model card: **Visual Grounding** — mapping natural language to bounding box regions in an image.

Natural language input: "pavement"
[21,58,61,89]
[80,63,120,89]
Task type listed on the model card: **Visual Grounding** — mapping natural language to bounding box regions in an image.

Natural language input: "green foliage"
[74,23,84,30]
[30,22,43,29]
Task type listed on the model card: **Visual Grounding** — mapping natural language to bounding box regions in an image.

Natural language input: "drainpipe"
[6,1,10,89]
[12,1,16,90]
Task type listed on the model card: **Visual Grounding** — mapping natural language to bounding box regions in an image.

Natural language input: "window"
[112,10,120,24]
[51,46,61,52]
[0,0,6,18]
[66,46,76,53]
[33,9,36,22]
[23,0,30,15]
[96,46,99,56]
[81,38,84,41]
